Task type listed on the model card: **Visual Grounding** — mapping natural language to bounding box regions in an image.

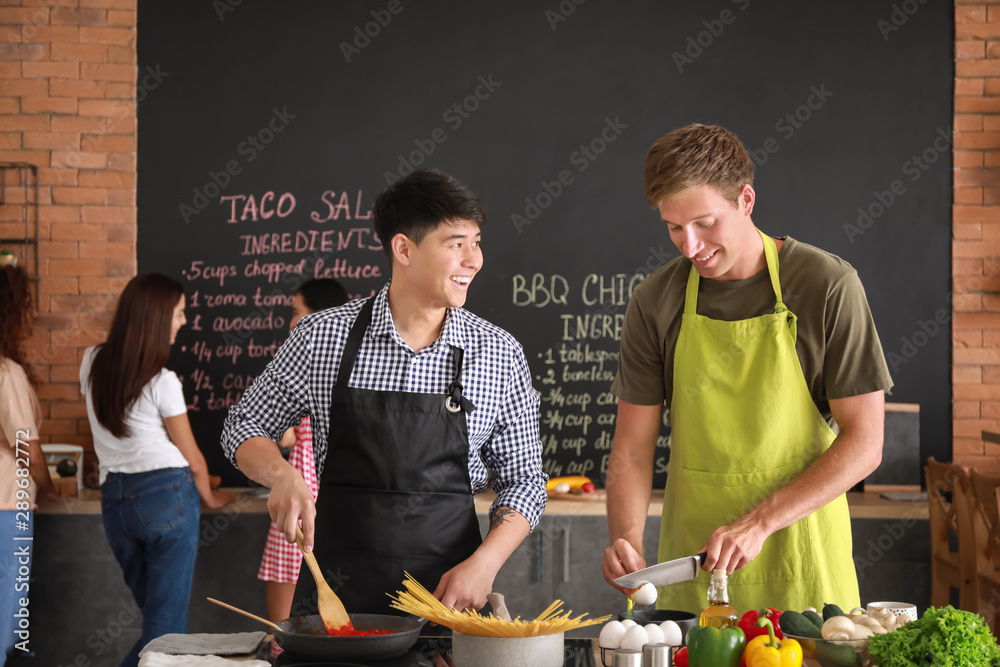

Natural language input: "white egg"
[644,623,665,644]
[554,482,570,493]
[620,625,649,651]
[631,582,658,606]
[621,619,637,629]
[659,620,682,646]
[599,621,626,649]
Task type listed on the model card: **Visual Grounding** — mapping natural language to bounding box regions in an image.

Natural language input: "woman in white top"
[80,273,233,667]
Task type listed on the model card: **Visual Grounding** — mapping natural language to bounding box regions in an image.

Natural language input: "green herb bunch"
[868,605,999,667]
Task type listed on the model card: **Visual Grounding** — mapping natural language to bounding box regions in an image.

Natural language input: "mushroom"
[849,607,867,616]
[822,616,857,641]
[869,606,895,629]
[852,624,874,639]
[852,615,883,632]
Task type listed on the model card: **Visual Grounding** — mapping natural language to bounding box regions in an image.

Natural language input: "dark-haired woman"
[80,273,233,667]
[0,265,56,665]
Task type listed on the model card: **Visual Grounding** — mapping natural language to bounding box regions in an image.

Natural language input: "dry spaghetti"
[389,572,610,637]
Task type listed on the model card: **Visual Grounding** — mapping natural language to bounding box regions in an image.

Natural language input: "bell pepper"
[744,618,802,667]
[739,608,783,641]
[686,625,746,667]
[739,609,783,667]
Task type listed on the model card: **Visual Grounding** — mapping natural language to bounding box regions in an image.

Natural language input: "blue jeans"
[0,510,31,665]
[101,468,199,667]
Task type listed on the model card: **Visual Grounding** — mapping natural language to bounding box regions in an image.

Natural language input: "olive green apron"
[656,230,859,614]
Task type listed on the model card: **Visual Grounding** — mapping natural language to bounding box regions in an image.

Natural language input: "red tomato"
[581,482,596,493]
[673,647,688,667]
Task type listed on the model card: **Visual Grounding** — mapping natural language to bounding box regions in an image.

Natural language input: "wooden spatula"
[207,597,283,633]
[295,525,352,632]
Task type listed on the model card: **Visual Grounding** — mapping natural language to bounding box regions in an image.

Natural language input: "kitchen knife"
[614,552,707,589]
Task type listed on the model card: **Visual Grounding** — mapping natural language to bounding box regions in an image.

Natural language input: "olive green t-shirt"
[611,236,893,422]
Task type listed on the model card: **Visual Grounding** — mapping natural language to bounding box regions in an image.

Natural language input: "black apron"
[292,297,483,616]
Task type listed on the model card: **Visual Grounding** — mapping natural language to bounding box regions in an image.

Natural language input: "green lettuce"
[868,605,999,667]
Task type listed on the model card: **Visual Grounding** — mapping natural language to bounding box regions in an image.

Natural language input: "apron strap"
[758,229,786,313]
[336,296,376,387]
[337,297,476,414]
[446,346,476,414]
[682,229,786,314]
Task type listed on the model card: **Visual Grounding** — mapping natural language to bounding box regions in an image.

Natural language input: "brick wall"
[953,1,1000,473]
[1,2,995,480]
[0,0,135,485]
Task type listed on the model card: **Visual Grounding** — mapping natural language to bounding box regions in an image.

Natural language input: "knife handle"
[696,552,707,566]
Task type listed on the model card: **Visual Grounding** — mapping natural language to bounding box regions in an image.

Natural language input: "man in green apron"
[601,124,893,614]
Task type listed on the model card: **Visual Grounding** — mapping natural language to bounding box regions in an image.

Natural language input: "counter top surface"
[37,487,928,520]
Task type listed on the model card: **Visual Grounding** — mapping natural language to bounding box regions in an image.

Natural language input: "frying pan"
[207,598,425,660]
[274,613,424,660]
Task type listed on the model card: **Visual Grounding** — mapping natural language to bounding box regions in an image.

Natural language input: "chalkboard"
[137,0,953,487]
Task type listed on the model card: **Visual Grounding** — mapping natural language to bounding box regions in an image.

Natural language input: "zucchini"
[802,610,824,630]
[814,641,862,667]
[822,603,846,619]
[779,610,823,639]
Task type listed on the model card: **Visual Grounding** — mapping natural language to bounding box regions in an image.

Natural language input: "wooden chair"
[965,469,1000,635]
[924,457,974,609]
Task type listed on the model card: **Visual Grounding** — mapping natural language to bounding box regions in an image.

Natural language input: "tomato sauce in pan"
[326,623,395,637]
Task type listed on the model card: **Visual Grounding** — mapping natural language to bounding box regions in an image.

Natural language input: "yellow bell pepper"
[745,618,802,667]
[545,475,592,491]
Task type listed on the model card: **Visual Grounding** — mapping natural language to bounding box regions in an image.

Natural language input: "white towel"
[138,654,270,667]
[137,631,267,657]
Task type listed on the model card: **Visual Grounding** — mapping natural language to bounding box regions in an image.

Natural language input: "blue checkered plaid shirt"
[221,283,548,528]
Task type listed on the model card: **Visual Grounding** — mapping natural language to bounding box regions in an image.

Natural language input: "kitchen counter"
[26,486,930,665]
[36,487,929,520]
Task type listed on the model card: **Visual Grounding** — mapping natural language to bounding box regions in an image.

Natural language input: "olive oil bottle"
[698,569,738,628]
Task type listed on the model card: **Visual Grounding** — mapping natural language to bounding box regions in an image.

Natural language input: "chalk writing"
[176,186,387,427]
[517,272,671,488]
[220,192,297,223]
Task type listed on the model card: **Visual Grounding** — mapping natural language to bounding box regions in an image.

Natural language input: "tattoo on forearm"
[490,507,515,530]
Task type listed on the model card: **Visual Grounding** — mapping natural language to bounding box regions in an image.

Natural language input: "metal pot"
[450,631,564,667]
[273,613,424,660]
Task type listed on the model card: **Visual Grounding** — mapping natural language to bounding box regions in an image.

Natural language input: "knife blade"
[614,552,707,589]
